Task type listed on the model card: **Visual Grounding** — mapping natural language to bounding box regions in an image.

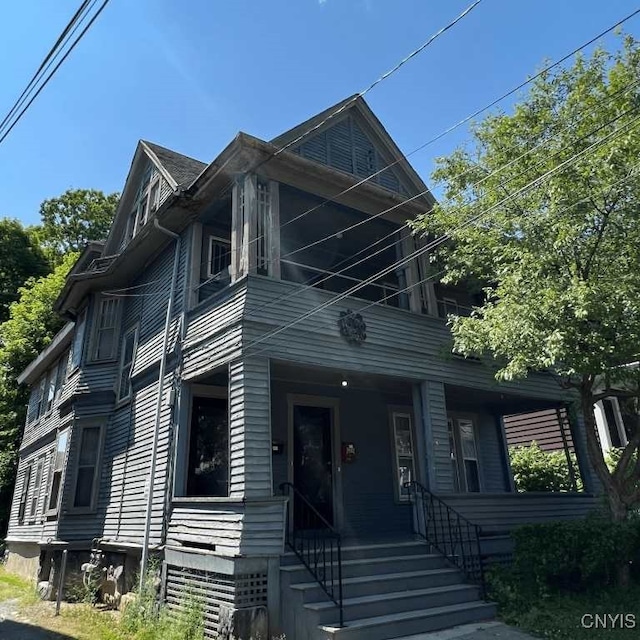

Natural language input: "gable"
[104,142,205,255]
[272,97,432,202]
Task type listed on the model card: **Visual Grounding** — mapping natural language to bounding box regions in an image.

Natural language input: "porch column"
[228,356,272,498]
[567,404,600,494]
[416,380,456,493]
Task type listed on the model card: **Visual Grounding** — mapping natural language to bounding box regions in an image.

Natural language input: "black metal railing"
[280,482,344,627]
[406,481,485,597]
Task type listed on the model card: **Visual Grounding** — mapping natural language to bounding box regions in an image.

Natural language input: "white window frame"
[116,325,139,403]
[91,296,121,362]
[389,408,416,502]
[206,235,232,280]
[594,397,629,453]
[448,414,482,493]
[46,427,70,517]
[130,170,162,240]
[35,377,47,421]
[70,421,106,513]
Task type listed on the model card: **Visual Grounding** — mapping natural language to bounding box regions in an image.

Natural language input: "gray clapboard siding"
[477,414,509,493]
[241,276,568,402]
[443,493,599,533]
[423,381,455,494]
[228,358,272,499]
[6,442,56,542]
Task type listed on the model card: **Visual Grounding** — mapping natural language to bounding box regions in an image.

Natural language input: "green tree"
[33,188,119,261]
[413,36,640,528]
[0,219,49,323]
[509,442,582,493]
[0,254,77,533]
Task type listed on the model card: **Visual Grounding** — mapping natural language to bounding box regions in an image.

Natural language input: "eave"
[17,322,74,386]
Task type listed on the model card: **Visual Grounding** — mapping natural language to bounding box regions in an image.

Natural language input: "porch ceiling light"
[341,379,348,387]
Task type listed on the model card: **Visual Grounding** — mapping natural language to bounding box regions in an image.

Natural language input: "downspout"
[139,218,181,590]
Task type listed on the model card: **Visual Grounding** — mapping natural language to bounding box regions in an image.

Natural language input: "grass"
[498,584,640,640]
[0,566,202,640]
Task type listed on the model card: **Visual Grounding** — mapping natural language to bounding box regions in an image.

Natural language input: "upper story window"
[70,310,87,371]
[206,236,231,280]
[128,167,163,241]
[91,297,121,361]
[117,326,138,402]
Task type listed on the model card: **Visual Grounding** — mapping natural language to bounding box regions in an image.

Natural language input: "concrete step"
[281,540,427,566]
[306,583,480,625]
[281,553,449,584]
[290,567,462,602]
[318,601,497,640]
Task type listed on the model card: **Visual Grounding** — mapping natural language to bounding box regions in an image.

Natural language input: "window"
[448,416,481,492]
[206,236,232,279]
[92,297,120,361]
[187,396,229,497]
[44,367,56,414]
[54,352,68,401]
[29,458,44,520]
[26,385,40,425]
[117,326,138,402]
[129,169,162,241]
[18,464,32,523]
[35,377,46,420]
[47,429,69,515]
[71,310,87,370]
[390,410,416,502]
[72,424,103,509]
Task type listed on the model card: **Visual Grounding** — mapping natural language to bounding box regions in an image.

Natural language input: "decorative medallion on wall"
[338,309,367,345]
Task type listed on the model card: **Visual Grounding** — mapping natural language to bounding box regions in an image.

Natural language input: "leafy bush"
[487,516,640,610]
[509,442,582,492]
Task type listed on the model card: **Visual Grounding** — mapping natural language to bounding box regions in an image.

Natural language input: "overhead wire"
[248,6,640,249]
[241,110,640,355]
[0,0,111,146]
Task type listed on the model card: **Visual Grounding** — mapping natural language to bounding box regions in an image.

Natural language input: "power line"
[242,112,640,355]
[249,6,640,250]
[0,0,111,147]
[273,0,483,157]
[218,78,640,321]
[0,0,93,135]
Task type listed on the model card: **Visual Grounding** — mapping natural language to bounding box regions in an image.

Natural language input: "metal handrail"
[406,481,485,597]
[280,482,344,627]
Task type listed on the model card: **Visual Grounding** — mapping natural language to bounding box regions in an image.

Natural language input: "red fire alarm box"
[342,442,356,463]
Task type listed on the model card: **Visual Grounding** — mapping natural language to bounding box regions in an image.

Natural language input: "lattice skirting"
[165,565,268,638]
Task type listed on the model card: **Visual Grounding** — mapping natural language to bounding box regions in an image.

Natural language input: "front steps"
[279,540,496,640]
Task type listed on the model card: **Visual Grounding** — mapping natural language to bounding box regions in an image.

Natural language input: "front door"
[292,404,334,529]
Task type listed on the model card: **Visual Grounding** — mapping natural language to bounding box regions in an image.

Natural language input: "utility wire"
[0,0,93,135]
[248,6,640,249]
[210,78,640,319]
[242,112,640,355]
[0,0,111,146]
[273,0,483,157]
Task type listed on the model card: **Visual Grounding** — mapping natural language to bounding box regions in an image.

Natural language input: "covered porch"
[268,361,596,543]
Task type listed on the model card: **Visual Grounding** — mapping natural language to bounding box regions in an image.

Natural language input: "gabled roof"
[271,95,434,204]
[141,141,206,189]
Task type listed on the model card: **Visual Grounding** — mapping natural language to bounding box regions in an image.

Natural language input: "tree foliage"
[0,219,49,323]
[34,188,119,261]
[0,254,77,532]
[413,35,640,524]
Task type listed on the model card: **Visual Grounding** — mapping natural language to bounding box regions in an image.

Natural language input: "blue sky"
[1,0,638,226]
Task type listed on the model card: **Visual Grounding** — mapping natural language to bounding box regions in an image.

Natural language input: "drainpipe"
[139,218,181,591]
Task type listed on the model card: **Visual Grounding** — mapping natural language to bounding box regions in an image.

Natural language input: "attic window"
[128,169,162,240]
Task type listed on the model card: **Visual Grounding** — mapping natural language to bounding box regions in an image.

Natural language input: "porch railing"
[279,482,344,627]
[406,481,485,597]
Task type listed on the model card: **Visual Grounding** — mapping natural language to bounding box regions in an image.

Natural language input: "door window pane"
[392,412,415,501]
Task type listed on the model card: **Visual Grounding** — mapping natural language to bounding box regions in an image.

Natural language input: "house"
[5,96,601,639]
